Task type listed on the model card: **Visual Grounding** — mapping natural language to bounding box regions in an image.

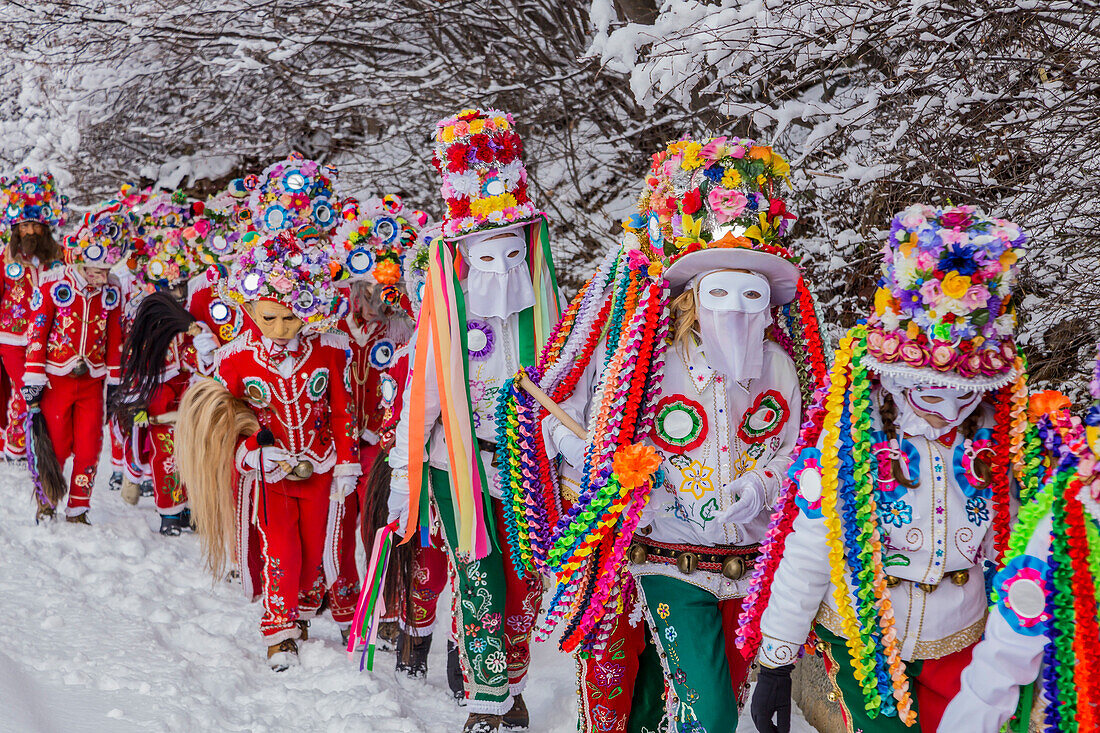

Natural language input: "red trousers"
[255,473,334,642]
[149,423,186,514]
[328,442,382,625]
[41,372,104,514]
[109,419,124,472]
[0,344,27,459]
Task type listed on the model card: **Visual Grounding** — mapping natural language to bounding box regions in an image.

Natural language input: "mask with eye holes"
[460,228,535,319]
[879,373,983,440]
[693,269,772,382]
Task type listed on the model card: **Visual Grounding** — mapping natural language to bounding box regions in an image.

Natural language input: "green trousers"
[635,574,753,733]
[432,468,543,716]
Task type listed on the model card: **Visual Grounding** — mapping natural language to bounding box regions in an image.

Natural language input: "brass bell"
[676,551,698,575]
[885,575,901,588]
[951,570,970,586]
[917,582,937,594]
[721,555,745,580]
[627,543,648,565]
[292,460,314,479]
[71,360,89,377]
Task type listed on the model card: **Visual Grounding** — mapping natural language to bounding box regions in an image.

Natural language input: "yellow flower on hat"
[680,142,704,171]
[470,119,485,134]
[1000,249,1018,267]
[743,212,773,243]
[941,271,971,299]
[721,169,742,188]
[874,287,897,316]
[677,213,705,247]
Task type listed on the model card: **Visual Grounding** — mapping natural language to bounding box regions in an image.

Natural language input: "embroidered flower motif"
[664,626,678,643]
[656,603,670,620]
[470,638,487,653]
[965,496,989,525]
[678,460,716,501]
[485,650,507,674]
[482,613,502,634]
[880,500,913,528]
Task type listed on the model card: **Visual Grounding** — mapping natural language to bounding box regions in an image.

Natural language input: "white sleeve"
[938,514,1053,732]
[749,348,802,506]
[388,331,442,508]
[541,339,604,458]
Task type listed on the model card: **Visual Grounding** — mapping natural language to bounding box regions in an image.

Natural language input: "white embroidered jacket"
[759,396,1005,667]
[389,304,521,509]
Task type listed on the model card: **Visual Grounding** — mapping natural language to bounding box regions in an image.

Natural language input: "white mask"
[461,229,536,319]
[880,374,982,440]
[693,270,772,382]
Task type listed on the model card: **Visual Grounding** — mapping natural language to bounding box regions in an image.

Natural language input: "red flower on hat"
[447,144,469,173]
[448,198,472,219]
[681,188,702,215]
[513,187,529,205]
[768,198,796,222]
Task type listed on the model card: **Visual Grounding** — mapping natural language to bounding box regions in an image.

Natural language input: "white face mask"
[461,229,535,319]
[693,270,772,382]
[465,232,527,274]
[880,374,983,440]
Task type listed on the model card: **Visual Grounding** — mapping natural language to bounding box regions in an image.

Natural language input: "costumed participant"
[741,205,1035,733]
[938,352,1100,732]
[176,225,360,671]
[497,137,827,733]
[23,212,127,523]
[328,195,451,658]
[0,168,67,461]
[383,108,561,732]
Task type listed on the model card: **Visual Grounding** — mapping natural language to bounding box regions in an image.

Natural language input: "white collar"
[261,335,300,353]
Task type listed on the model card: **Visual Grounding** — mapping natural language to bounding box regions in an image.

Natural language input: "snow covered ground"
[0,459,813,732]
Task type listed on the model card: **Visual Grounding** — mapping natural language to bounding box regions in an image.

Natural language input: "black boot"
[395,631,431,679]
[139,480,154,497]
[502,694,529,730]
[463,713,502,733]
[108,471,123,491]
[158,509,193,536]
[447,639,465,701]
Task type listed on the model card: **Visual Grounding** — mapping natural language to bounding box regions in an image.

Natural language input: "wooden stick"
[516,370,587,439]
[150,411,177,425]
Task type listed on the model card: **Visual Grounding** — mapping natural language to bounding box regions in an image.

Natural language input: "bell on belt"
[676,551,698,575]
[71,360,89,376]
[627,543,647,565]
[721,556,745,580]
[950,570,970,586]
[292,461,314,479]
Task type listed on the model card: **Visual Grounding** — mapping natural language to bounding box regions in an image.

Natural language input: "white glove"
[556,432,587,468]
[193,331,218,357]
[714,474,767,526]
[331,474,358,501]
[242,446,291,475]
[387,468,411,532]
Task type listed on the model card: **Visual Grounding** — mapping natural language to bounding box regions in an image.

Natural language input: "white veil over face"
[693,269,772,382]
[460,229,534,319]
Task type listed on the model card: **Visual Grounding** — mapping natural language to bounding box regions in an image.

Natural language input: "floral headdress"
[402,222,440,320]
[245,153,340,235]
[433,108,537,239]
[63,185,146,268]
[624,137,800,301]
[330,194,429,296]
[188,186,250,267]
[866,205,1026,390]
[222,225,342,330]
[130,190,199,288]
[0,168,69,230]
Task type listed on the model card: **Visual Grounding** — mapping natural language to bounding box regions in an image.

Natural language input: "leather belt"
[628,536,759,580]
[886,569,971,593]
[476,437,501,468]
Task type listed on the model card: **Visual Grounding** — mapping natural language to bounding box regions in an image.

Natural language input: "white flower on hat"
[447,171,481,198]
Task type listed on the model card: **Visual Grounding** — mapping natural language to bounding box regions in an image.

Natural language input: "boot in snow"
[34,499,55,523]
[108,471,123,491]
[340,625,352,647]
[158,509,192,536]
[267,639,299,672]
[66,512,91,525]
[502,694,529,730]
[395,631,431,679]
[296,619,309,641]
[463,713,502,733]
[376,620,399,651]
[447,639,465,701]
[120,479,141,506]
[139,480,154,497]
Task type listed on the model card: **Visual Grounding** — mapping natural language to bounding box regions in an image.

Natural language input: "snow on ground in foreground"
[0,460,813,732]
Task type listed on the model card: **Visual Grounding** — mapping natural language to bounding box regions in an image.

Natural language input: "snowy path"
[0,461,812,732]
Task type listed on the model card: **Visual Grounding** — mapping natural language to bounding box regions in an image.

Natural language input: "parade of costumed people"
[3,6,1100,730]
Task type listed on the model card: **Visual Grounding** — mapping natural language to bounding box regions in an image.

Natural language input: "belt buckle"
[71,359,89,377]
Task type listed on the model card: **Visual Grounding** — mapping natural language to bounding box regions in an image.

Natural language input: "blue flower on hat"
[939,243,980,277]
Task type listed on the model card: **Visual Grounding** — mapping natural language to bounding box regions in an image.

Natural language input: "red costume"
[218,326,359,642]
[0,257,54,458]
[187,276,243,349]
[145,337,199,515]
[24,266,122,514]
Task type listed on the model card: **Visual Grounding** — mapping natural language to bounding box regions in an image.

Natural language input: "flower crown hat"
[63,184,146,269]
[866,205,1026,391]
[330,193,429,291]
[131,190,199,288]
[0,167,69,230]
[625,136,800,302]
[222,225,343,331]
[433,108,537,241]
[245,153,341,236]
[401,221,440,320]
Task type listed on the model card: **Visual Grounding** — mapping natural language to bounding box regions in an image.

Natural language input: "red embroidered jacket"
[341,314,408,445]
[187,276,242,346]
[25,266,123,384]
[217,327,359,494]
[0,255,56,346]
